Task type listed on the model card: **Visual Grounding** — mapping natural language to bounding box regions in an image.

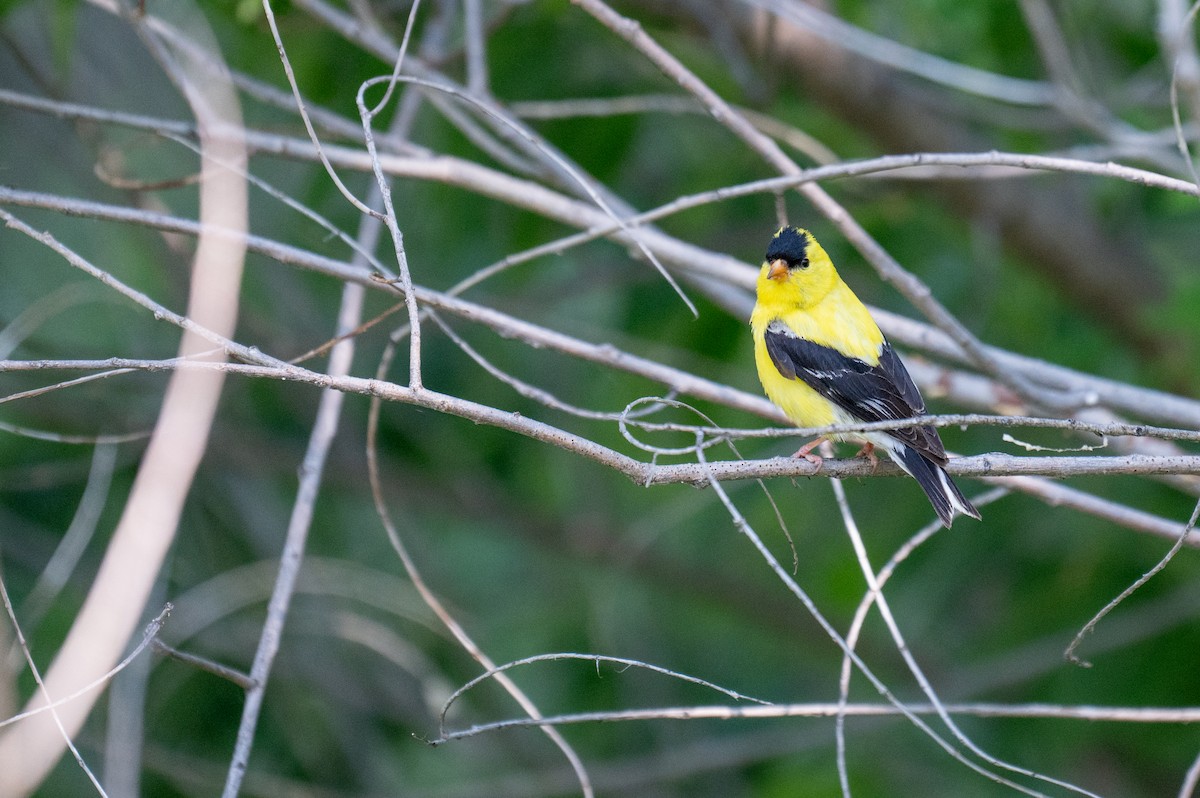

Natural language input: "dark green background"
[1,0,1198,795]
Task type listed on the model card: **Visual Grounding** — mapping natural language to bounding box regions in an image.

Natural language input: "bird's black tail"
[892,445,981,528]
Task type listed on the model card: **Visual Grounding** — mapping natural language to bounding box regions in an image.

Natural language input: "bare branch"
[829,475,1095,797]
[0,596,171,731]
[4,3,1198,791]
[1064,498,1200,667]
[437,652,772,742]
[0,564,108,796]
[150,642,255,691]
[438,700,1200,742]
[0,7,249,790]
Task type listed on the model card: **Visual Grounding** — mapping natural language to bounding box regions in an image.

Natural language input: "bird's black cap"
[765,227,809,266]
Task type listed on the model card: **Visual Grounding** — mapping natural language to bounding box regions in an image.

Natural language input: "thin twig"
[0,563,109,796]
[1182,746,1200,798]
[366,356,596,795]
[5,85,1199,196]
[260,0,379,219]
[437,652,771,741]
[0,605,172,732]
[1164,0,1200,191]
[352,10,426,389]
[691,441,1048,795]
[463,0,488,96]
[742,0,1058,106]
[835,488,1010,796]
[434,700,1200,742]
[219,292,362,798]
[151,641,255,690]
[1063,497,1200,667]
[571,0,1077,411]
[5,359,1200,485]
[830,478,1095,797]
[222,11,408,786]
[0,12,250,791]
[8,179,1200,436]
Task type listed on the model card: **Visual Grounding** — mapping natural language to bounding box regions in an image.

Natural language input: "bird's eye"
[798,257,810,269]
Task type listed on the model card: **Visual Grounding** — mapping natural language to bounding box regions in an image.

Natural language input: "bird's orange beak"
[767,259,788,281]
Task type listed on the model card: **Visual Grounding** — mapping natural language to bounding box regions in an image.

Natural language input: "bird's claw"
[792,438,824,467]
[854,442,879,471]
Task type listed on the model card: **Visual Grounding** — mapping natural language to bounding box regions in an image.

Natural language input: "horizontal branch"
[8,185,1200,434]
[621,413,1200,445]
[876,309,1200,430]
[437,701,1200,743]
[639,452,1200,485]
[987,475,1200,545]
[6,197,1193,552]
[3,191,1196,546]
[4,357,1197,485]
[8,85,1197,195]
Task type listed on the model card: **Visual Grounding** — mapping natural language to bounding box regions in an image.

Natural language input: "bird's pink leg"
[854,441,879,470]
[792,437,824,466]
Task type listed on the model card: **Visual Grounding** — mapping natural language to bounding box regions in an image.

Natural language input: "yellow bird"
[750,226,980,528]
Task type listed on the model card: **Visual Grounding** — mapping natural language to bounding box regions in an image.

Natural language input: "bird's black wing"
[763,320,947,463]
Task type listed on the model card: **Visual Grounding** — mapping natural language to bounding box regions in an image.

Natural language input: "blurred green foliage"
[2,0,1200,795]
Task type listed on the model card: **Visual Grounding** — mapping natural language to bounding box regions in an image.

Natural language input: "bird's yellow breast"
[752,328,842,428]
[751,274,885,430]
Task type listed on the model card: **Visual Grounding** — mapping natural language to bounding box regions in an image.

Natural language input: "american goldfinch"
[751,226,980,528]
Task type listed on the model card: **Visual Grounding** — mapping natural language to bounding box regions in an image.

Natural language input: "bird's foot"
[792,438,824,466]
[854,442,879,471]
